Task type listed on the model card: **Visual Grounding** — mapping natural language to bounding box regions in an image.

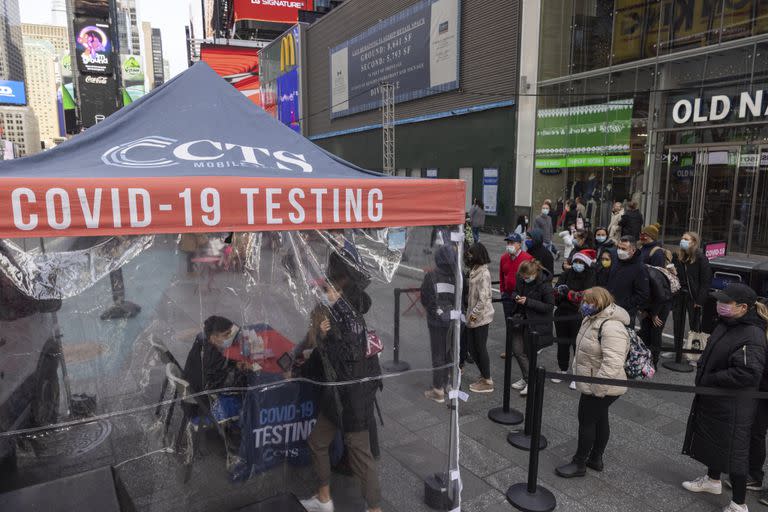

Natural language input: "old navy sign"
[673,91,768,125]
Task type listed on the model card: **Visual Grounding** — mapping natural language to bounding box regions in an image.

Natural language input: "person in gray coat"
[469,198,485,244]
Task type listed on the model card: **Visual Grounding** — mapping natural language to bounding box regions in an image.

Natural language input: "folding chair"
[149,336,183,436]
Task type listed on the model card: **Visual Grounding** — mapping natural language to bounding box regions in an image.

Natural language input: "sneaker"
[551,370,565,384]
[500,352,507,359]
[300,496,334,512]
[725,478,763,492]
[469,378,494,393]
[569,381,577,390]
[424,388,446,404]
[520,385,528,396]
[682,476,723,495]
[512,379,526,390]
[759,492,768,506]
[660,351,675,359]
[723,502,748,512]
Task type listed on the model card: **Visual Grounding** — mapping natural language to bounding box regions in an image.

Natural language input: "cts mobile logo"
[101,136,314,172]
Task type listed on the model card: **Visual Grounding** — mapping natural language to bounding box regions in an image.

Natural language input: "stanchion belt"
[543,370,768,399]
[504,314,582,326]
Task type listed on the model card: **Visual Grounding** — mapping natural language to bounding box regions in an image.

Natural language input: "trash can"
[749,260,768,299]
[702,256,759,333]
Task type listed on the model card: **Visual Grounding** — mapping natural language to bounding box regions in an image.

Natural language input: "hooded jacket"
[607,249,650,318]
[595,238,616,264]
[533,212,554,244]
[572,304,631,397]
[510,269,555,345]
[467,263,494,328]
[420,245,457,328]
[608,209,624,243]
[526,229,555,276]
[683,309,767,475]
[639,240,666,267]
[619,209,643,240]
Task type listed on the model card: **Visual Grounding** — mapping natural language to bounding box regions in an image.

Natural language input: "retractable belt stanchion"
[488,313,525,425]
[662,336,695,373]
[508,332,548,451]
[383,288,411,372]
[506,366,556,512]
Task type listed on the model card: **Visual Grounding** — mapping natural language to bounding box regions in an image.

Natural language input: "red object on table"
[222,324,295,374]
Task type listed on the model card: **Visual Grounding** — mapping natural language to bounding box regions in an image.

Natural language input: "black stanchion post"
[100,268,141,320]
[383,288,411,372]
[488,315,524,425]
[508,332,548,451]
[506,367,556,512]
[662,332,694,373]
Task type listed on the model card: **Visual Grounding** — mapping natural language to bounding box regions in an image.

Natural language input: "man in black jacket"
[607,236,650,326]
[525,228,554,276]
[619,201,643,240]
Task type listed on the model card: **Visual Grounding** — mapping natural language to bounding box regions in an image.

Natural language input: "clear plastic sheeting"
[0,226,463,512]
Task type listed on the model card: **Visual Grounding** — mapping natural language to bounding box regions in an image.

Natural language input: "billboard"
[260,25,301,128]
[329,0,460,119]
[74,0,110,18]
[77,74,119,128]
[200,44,261,106]
[75,19,114,75]
[535,99,634,169]
[277,68,300,132]
[0,80,26,106]
[120,54,146,104]
[234,0,314,25]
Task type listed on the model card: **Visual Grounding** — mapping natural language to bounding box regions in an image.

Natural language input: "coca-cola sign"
[85,75,108,85]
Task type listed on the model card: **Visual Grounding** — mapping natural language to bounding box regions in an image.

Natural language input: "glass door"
[663,149,699,241]
[699,148,739,247]
[747,147,768,256]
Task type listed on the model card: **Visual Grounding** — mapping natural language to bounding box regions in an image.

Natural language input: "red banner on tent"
[233,0,313,25]
[0,177,464,238]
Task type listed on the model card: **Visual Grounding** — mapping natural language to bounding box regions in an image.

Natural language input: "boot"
[586,455,604,472]
[555,460,587,478]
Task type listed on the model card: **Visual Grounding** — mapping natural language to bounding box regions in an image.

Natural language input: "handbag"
[576,214,585,231]
[366,330,383,358]
[684,330,708,362]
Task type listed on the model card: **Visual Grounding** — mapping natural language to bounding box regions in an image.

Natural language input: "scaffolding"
[381,82,395,175]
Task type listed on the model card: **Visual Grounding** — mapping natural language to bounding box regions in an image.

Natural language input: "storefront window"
[571,0,614,74]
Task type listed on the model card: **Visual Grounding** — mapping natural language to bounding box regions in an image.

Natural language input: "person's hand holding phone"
[515,295,527,305]
[320,318,331,336]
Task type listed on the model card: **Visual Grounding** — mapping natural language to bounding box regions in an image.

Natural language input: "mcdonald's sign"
[280,32,296,72]
[233,0,313,25]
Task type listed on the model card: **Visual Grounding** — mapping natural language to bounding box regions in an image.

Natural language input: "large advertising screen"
[200,44,261,106]
[234,0,314,25]
[0,80,26,106]
[77,74,119,128]
[535,99,634,169]
[329,0,459,119]
[277,68,300,132]
[75,19,114,75]
[74,0,110,18]
[260,25,301,129]
[120,54,146,104]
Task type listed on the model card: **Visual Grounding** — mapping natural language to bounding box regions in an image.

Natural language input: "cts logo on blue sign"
[0,80,26,105]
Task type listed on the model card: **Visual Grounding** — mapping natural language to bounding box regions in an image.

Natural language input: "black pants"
[467,324,490,379]
[185,252,194,273]
[575,394,619,463]
[749,399,768,483]
[428,324,451,390]
[708,468,746,505]
[639,303,672,368]
[459,324,468,368]
[672,293,701,353]
[555,309,580,372]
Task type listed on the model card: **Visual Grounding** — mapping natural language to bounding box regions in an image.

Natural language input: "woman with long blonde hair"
[672,231,712,362]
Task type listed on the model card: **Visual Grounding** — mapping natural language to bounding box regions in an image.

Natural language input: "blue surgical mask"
[596,235,607,244]
[525,239,534,249]
[572,262,586,273]
[542,208,550,215]
[220,326,240,349]
[680,239,691,250]
[580,303,598,317]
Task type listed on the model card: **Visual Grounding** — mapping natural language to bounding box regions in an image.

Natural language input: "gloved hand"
[556,284,569,296]
[567,290,584,304]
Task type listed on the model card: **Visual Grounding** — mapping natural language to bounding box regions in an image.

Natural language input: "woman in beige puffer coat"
[465,243,495,394]
[556,286,630,479]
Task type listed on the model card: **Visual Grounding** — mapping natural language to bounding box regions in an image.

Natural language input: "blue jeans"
[472,227,480,244]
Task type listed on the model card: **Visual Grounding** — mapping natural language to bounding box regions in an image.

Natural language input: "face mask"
[525,239,534,249]
[596,235,607,244]
[617,249,630,261]
[680,239,691,250]
[572,262,585,273]
[523,275,535,284]
[580,303,598,317]
[601,259,612,269]
[506,245,518,256]
[542,208,550,215]
[220,326,240,349]
[716,302,739,318]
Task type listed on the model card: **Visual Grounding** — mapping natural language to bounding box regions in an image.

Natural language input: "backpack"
[650,246,674,266]
[653,265,681,295]
[598,320,656,380]
[646,266,673,304]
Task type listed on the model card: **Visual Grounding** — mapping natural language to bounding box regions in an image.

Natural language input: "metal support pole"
[662,327,694,373]
[488,315,524,425]
[382,288,410,372]
[100,268,141,320]
[508,332,548,451]
[506,367,556,512]
[381,82,395,175]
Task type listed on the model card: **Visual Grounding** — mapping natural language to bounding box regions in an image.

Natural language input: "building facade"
[151,27,164,88]
[141,22,154,89]
[524,0,768,257]
[116,0,140,55]
[0,105,40,156]
[0,0,24,83]
[304,0,520,228]
[22,38,60,148]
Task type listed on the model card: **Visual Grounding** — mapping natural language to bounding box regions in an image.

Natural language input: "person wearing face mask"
[594,227,616,264]
[607,236,650,326]
[525,228,555,276]
[619,201,643,240]
[533,202,555,252]
[499,233,533,360]
[466,243,495,393]
[672,232,712,364]
[554,250,597,383]
[607,202,624,244]
[562,229,594,272]
[596,250,616,287]
[508,260,554,396]
[638,224,667,267]
[184,315,248,414]
[682,284,768,512]
[555,287,630,478]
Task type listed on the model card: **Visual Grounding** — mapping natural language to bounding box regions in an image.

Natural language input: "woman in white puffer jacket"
[556,286,630,479]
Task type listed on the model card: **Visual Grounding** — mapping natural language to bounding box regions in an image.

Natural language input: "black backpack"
[647,266,672,305]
